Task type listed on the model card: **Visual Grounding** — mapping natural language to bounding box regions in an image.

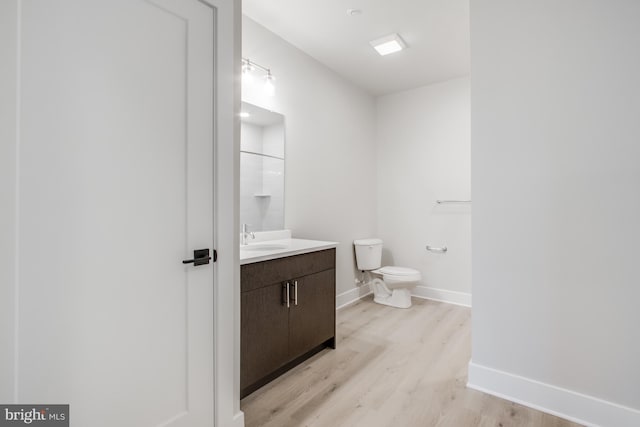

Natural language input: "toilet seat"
[372,266,421,282]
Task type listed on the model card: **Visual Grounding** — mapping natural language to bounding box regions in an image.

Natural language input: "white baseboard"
[336,286,372,310]
[411,285,472,307]
[231,411,245,427]
[337,285,471,309]
[468,361,640,427]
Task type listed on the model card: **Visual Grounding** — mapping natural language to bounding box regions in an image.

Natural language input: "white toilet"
[353,238,421,309]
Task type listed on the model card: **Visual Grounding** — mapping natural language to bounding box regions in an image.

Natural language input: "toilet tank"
[353,238,383,271]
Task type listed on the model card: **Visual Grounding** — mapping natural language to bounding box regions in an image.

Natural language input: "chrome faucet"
[241,223,255,246]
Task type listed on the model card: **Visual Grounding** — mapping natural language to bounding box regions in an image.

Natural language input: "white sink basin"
[241,243,289,251]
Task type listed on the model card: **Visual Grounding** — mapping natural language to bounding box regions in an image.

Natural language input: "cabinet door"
[288,269,336,360]
[241,282,290,390]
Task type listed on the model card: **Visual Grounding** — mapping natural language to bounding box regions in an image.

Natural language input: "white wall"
[470,1,640,425]
[376,78,471,306]
[242,16,377,297]
[0,0,17,404]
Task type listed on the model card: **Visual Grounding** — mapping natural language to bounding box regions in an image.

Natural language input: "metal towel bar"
[426,245,447,253]
[436,200,471,204]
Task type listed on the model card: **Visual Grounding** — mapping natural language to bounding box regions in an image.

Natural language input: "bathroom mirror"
[240,102,285,232]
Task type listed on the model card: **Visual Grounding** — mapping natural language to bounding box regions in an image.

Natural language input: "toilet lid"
[353,238,383,246]
[376,266,419,276]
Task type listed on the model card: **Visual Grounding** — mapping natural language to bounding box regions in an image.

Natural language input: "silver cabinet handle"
[294,280,298,306]
[426,245,448,253]
[286,282,290,308]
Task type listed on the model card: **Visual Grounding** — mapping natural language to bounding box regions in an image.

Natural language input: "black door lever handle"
[182,256,211,265]
[182,248,212,266]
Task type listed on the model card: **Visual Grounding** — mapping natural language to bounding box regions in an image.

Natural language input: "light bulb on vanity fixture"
[241,59,255,84]
[264,71,276,97]
[242,57,276,96]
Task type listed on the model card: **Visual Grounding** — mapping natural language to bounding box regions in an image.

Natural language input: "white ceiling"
[242,0,470,97]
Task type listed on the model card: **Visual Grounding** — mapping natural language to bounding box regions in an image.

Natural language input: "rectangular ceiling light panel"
[370,33,407,56]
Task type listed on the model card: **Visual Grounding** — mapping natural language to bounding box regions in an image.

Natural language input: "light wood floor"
[241,296,582,427]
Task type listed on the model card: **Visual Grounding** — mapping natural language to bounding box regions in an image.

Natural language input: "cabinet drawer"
[241,248,335,292]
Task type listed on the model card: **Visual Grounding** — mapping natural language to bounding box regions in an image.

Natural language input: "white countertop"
[240,238,338,265]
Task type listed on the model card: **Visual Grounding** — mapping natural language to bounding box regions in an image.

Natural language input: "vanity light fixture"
[242,57,276,96]
[239,112,250,118]
[370,33,407,56]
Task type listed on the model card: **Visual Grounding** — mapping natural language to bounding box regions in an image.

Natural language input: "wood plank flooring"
[241,296,582,427]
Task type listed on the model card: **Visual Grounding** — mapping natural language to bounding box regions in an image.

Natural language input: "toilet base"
[373,287,412,309]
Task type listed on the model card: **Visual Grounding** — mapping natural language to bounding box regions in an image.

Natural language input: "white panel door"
[17,0,215,425]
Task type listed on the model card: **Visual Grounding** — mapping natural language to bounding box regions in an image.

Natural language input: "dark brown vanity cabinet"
[241,248,336,397]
